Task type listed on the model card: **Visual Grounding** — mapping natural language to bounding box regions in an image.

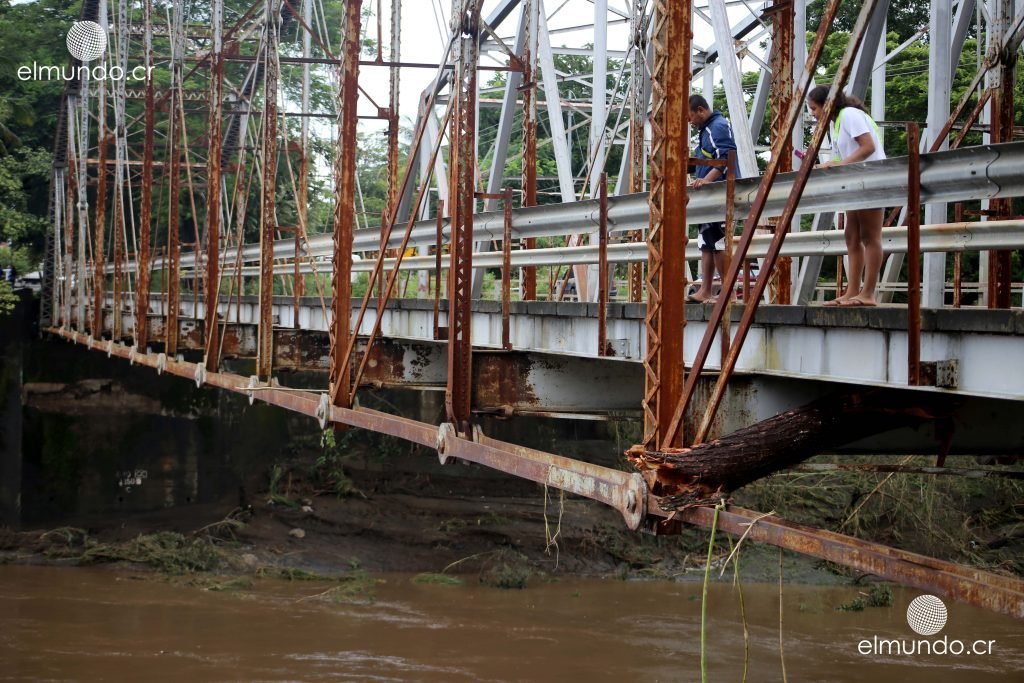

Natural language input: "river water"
[1,566,1021,681]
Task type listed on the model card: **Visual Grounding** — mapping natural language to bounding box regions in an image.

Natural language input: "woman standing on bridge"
[807,85,886,307]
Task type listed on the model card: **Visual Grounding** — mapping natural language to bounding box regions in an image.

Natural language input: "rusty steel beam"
[720,153,736,365]
[342,94,457,405]
[502,188,513,350]
[906,123,922,385]
[135,0,156,350]
[112,161,124,341]
[768,0,794,305]
[433,200,444,340]
[386,0,402,224]
[951,89,992,149]
[642,0,692,450]
[92,87,108,337]
[664,0,877,447]
[597,173,609,356]
[294,0,313,333]
[988,0,1016,309]
[627,0,647,304]
[674,504,1024,620]
[520,0,539,301]
[445,0,482,436]
[63,123,74,329]
[204,0,224,370]
[329,0,361,408]
[257,0,280,380]
[166,90,182,357]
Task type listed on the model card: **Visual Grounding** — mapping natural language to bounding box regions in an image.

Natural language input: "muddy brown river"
[1,566,1021,681]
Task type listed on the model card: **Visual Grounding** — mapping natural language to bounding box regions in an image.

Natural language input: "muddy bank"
[0,443,848,587]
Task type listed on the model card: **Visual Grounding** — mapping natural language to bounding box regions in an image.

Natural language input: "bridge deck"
[101,295,1024,402]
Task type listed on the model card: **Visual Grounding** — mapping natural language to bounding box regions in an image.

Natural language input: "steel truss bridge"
[43,0,1024,618]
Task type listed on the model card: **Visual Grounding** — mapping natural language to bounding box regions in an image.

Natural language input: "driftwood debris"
[627,390,954,511]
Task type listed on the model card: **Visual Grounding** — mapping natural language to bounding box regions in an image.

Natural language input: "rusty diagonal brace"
[342,95,457,408]
[663,0,882,447]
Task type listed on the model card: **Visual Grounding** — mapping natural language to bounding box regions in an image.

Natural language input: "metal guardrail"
[113,141,1024,274]
[223,219,1024,275]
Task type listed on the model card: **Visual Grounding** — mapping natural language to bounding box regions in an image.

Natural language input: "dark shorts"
[697,222,725,252]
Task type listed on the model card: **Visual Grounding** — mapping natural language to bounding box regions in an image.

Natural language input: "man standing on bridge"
[686,94,739,304]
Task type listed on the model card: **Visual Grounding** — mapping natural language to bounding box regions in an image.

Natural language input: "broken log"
[627,390,956,511]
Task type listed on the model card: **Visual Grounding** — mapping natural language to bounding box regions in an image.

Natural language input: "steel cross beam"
[329,0,362,410]
[446,0,483,437]
[642,0,693,450]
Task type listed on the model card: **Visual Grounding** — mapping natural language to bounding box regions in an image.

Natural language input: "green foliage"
[837,595,866,611]
[807,0,931,44]
[0,147,51,256]
[413,572,463,586]
[313,428,359,497]
[479,548,532,589]
[0,279,16,315]
[75,531,227,574]
[267,463,297,506]
[837,584,893,611]
[867,584,894,607]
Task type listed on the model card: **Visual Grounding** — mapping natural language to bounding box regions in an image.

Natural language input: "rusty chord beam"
[720,153,736,365]
[92,80,108,337]
[627,0,647,304]
[328,0,361,408]
[988,0,1016,309]
[642,0,692,450]
[768,0,794,304]
[520,0,539,301]
[135,0,155,349]
[675,504,1024,620]
[204,0,224,370]
[257,0,280,380]
[501,188,513,351]
[386,0,402,225]
[664,0,877,447]
[446,0,482,436]
[907,122,922,385]
[166,87,182,357]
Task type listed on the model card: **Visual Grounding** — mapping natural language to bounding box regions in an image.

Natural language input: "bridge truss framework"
[43,0,1024,618]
